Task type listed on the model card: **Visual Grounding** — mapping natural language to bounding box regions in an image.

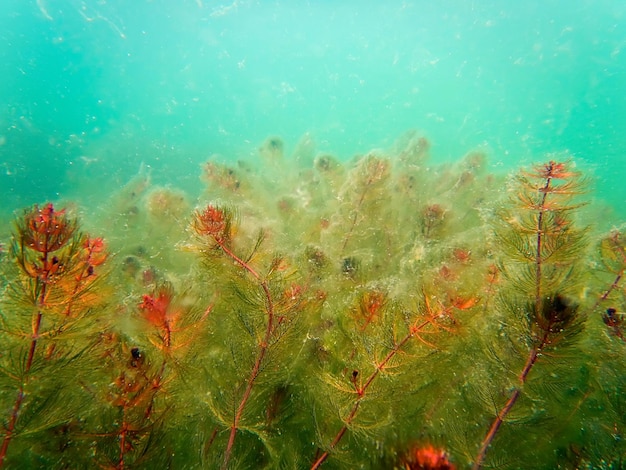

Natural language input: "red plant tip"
[363,291,385,315]
[536,161,575,180]
[84,236,105,252]
[31,203,65,232]
[194,205,228,244]
[402,445,456,470]
[452,296,479,310]
[355,290,386,330]
[486,264,500,284]
[423,204,445,220]
[21,203,76,253]
[282,283,303,310]
[452,247,471,263]
[83,236,108,267]
[286,283,302,300]
[39,203,62,223]
[139,286,173,328]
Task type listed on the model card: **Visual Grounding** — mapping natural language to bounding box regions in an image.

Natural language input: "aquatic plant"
[192,204,316,468]
[0,204,108,467]
[472,161,587,469]
[0,134,624,469]
[310,289,474,470]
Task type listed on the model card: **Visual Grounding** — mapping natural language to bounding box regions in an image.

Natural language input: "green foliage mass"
[0,132,625,469]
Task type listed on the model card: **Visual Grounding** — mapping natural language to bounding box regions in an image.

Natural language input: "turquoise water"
[1,0,625,223]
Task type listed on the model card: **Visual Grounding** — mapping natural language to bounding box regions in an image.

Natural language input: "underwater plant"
[0,204,108,467]
[192,204,315,468]
[310,289,474,470]
[0,134,625,469]
[82,280,211,469]
[472,161,588,469]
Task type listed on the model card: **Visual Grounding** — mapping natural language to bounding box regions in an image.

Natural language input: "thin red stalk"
[341,186,369,254]
[0,389,25,467]
[118,408,129,470]
[0,239,51,467]
[341,161,386,255]
[217,238,275,469]
[205,427,219,455]
[310,319,431,470]
[534,178,551,317]
[143,360,167,422]
[474,174,555,470]
[310,403,361,470]
[162,322,172,350]
[473,330,549,470]
[218,243,260,280]
[25,310,44,371]
[593,234,626,310]
[473,388,520,470]
[601,273,622,303]
[517,334,545,383]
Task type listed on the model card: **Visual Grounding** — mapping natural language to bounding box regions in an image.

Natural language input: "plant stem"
[218,242,275,469]
[473,331,548,470]
[534,177,551,318]
[340,157,387,256]
[0,288,46,467]
[118,412,129,470]
[594,232,626,310]
[0,226,51,465]
[474,170,556,469]
[310,318,431,470]
[341,185,368,255]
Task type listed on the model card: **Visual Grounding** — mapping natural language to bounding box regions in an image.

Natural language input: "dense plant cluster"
[0,132,625,469]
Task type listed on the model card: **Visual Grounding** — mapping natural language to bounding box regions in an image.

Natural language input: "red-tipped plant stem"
[532,171,552,318]
[108,340,172,469]
[0,204,84,465]
[214,241,276,470]
[473,163,566,470]
[310,302,448,470]
[118,406,130,470]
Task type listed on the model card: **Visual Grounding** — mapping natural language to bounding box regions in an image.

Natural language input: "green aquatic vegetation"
[472,161,588,468]
[0,134,625,469]
[191,204,315,468]
[0,204,108,466]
